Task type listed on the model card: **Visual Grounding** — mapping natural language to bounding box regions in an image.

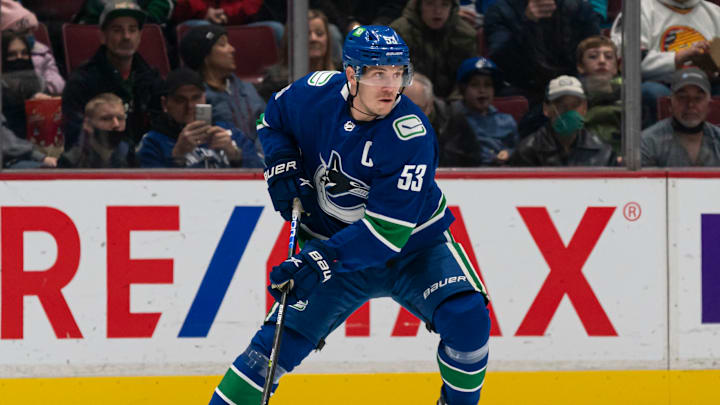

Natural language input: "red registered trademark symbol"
[623,202,641,222]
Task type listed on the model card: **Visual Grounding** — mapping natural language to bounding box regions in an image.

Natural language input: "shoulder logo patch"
[393,115,426,140]
[308,71,340,87]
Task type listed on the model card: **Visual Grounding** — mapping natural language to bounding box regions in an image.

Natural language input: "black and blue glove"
[268,240,337,305]
[264,155,315,221]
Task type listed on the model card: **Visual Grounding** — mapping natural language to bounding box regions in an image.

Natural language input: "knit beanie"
[179,25,228,71]
[0,0,38,32]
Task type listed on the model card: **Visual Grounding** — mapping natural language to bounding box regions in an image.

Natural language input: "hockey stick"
[261,197,302,405]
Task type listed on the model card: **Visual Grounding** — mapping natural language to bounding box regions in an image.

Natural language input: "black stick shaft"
[261,198,301,404]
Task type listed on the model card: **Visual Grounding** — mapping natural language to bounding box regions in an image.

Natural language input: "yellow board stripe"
[1,370,719,404]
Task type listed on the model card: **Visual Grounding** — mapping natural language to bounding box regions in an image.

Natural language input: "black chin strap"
[672,117,704,134]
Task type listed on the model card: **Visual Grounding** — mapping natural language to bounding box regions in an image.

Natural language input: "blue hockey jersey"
[258,71,454,271]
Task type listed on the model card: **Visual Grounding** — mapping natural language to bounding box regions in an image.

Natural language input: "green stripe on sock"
[217,366,262,404]
[437,353,486,392]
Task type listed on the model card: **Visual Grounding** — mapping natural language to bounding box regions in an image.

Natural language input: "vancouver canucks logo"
[314,150,370,223]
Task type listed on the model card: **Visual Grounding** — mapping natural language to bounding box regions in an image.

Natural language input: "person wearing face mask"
[1,31,54,141]
[179,24,266,156]
[611,0,720,128]
[642,68,720,167]
[57,93,136,168]
[391,0,477,98]
[0,0,65,95]
[441,56,519,166]
[255,9,339,102]
[510,75,616,166]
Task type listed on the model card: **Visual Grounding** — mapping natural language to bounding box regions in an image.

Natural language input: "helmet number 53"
[397,164,426,192]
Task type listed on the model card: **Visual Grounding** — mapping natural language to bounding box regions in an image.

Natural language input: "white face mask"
[658,0,701,9]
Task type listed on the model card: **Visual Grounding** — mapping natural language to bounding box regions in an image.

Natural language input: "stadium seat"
[176,23,279,81]
[493,96,529,124]
[22,0,85,22]
[62,23,170,77]
[657,96,720,125]
[33,22,52,51]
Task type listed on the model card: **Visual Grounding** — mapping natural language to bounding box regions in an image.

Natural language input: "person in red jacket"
[172,0,263,25]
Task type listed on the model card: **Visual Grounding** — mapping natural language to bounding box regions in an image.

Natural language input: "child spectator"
[62,0,164,148]
[255,9,338,102]
[485,0,601,102]
[510,75,616,166]
[441,56,519,166]
[0,0,65,95]
[179,24,266,150]
[1,31,54,140]
[391,0,477,98]
[576,35,623,155]
[58,93,136,168]
[136,68,262,168]
[642,68,720,167]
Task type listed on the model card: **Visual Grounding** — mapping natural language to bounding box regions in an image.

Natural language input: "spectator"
[172,0,284,51]
[510,75,616,166]
[404,72,450,138]
[1,31,54,140]
[1,113,56,168]
[611,0,720,128]
[172,0,263,25]
[391,0,477,98]
[179,24,266,150]
[255,9,338,102]
[62,0,164,149]
[0,0,65,95]
[58,93,136,168]
[485,0,601,102]
[642,68,720,167]
[76,0,174,26]
[577,35,623,155]
[136,68,262,168]
[441,57,519,166]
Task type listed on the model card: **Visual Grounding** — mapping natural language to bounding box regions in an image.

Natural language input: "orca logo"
[314,151,370,223]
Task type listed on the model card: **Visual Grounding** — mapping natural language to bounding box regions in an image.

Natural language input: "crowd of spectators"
[2,0,720,170]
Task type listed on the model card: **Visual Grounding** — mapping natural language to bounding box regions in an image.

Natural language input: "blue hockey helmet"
[343,25,413,87]
[456,56,502,85]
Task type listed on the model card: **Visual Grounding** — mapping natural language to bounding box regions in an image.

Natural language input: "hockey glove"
[268,240,337,305]
[264,155,315,221]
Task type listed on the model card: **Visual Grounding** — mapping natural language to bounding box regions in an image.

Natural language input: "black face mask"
[92,128,127,148]
[3,58,34,73]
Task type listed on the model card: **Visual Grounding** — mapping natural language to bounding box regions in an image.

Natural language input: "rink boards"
[0,170,718,404]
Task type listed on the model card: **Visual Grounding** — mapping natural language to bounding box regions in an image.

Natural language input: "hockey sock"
[209,324,315,404]
[433,292,491,405]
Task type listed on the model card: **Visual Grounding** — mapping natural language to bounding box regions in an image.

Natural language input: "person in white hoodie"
[611,0,720,128]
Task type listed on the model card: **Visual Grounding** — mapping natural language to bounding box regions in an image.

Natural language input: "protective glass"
[357,65,413,87]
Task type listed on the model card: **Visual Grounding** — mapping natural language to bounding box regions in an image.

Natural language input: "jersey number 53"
[397,164,427,192]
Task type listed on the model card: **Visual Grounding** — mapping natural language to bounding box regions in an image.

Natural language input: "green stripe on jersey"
[363,211,414,252]
[437,353,487,392]
[217,365,262,404]
[256,113,268,131]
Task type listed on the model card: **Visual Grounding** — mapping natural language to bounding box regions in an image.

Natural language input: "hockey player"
[209,25,491,405]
